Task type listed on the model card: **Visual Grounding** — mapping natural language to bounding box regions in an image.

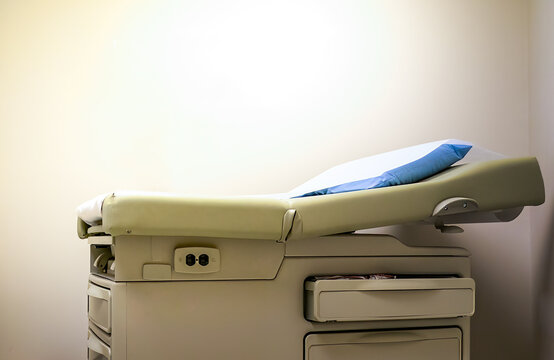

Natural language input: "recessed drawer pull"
[88,285,110,301]
[88,330,111,359]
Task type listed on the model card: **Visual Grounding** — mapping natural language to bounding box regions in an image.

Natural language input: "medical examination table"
[77,142,544,360]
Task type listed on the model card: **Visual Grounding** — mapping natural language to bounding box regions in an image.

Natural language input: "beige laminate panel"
[124,257,470,360]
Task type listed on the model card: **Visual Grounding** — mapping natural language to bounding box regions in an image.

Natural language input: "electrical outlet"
[174,247,220,274]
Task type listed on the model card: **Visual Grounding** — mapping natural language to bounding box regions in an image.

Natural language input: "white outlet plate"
[174,247,221,274]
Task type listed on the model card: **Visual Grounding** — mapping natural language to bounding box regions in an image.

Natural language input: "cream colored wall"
[529,1,554,359]
[0,1,533,359]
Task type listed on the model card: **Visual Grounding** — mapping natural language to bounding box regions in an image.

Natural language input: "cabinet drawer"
[88,282,111,333]
[305,328,462,360]
[88,329,111,360]
[305,277,475,322]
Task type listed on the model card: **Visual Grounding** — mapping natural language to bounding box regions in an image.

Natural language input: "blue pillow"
[295,143,472,197]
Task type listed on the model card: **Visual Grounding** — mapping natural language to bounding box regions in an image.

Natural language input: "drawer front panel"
[305,277,475,322]
[305,328,461,360]
[88,282,111,333]
[88,329,111,360]
[319,288,473,320]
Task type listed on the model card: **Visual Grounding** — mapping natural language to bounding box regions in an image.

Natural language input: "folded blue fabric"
[296,143,472,197]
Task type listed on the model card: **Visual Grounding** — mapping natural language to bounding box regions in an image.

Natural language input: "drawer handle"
[88,331,111,358]
[359,331,428,343]
[87,285,110,301]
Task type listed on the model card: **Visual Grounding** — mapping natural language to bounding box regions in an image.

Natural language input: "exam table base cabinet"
[79,154,545,360]
[86,234,472,360]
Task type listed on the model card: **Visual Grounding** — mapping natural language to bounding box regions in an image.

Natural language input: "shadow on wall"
[538,199,554,360]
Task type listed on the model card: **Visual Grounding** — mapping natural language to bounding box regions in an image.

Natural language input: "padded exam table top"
[77,156,544,241]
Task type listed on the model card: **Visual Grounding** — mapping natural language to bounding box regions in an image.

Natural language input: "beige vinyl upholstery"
[78,157,544,240]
